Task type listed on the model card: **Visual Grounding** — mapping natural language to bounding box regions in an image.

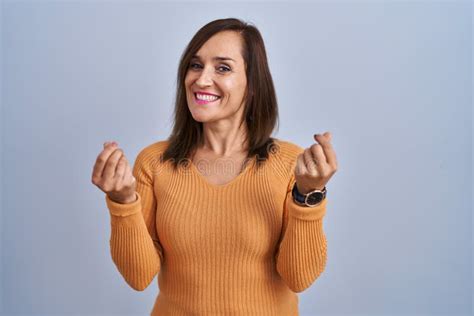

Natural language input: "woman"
[92,18,338,316]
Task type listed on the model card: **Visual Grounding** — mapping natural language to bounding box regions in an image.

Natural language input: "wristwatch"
[292,183,327,207]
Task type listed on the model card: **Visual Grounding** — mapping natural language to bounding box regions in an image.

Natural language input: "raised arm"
[275,173,328,293]
[93,142,163,291]
[275,132,337,293]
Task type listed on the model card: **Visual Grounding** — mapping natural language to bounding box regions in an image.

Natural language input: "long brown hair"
[161,18,280,171]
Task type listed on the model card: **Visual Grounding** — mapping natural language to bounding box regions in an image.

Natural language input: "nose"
[195,66,214,87]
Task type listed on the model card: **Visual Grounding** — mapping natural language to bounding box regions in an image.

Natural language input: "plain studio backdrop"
[1,1,471,315]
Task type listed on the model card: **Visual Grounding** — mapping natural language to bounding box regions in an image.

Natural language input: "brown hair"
[161,18,280,171]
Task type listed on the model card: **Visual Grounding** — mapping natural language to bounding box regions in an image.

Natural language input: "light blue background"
[1,1,472,315]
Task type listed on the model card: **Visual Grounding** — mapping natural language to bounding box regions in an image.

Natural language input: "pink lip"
[194,91,220,97]
[194,92,221,105]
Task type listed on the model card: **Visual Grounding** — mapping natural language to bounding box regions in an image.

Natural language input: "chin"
[189,110,211,123]
[192,114,222,124]
[188,105,218,123]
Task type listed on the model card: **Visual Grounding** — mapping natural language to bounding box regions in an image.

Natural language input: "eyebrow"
[191,54,236,62]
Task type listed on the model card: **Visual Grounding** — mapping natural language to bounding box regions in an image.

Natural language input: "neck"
[200,119,248,157]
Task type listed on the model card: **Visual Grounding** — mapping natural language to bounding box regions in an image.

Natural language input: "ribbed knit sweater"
[105,138,328,316]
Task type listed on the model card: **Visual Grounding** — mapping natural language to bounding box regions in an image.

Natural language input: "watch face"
[306,192,323,205]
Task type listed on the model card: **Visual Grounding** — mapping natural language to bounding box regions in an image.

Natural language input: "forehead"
[195,31,244,63]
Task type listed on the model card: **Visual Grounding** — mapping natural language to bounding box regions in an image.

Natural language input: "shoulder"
[133,139,170,172]
[265,138,305,183]
[136,140,170,158]
[272,138,305,163]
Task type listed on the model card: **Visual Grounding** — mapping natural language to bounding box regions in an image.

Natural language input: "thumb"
[324,131,332,142]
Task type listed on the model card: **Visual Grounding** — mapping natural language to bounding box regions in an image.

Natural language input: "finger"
[314,132,337,169]
[311,145,332,178]
[121,156,133,181]
[303,148,320,176]
[295,153,308,177]
[102,148,124,180]
[115,152,127,175]
[311,142,329,165]
[323,131,332,142]
[92,142,118,181]
[123,162,135,184]
[114,155,127,182]
[103,140,117,149]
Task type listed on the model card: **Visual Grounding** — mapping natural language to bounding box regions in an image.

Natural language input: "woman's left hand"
[294,131,338,194]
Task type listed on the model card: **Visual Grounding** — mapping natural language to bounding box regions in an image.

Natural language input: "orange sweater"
[105,138,328,315]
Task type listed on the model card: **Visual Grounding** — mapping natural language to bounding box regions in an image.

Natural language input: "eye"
[188,62,231,73]
[189,63,202,70]
[218,65,231,73]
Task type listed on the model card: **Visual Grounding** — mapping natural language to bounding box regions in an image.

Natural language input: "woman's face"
[185,31,247,124]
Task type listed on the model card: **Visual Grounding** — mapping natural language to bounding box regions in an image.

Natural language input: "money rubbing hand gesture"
[91,141,137,204]
[294,132,338,194]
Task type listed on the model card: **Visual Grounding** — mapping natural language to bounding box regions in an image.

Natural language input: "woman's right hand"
[91,141,137,204]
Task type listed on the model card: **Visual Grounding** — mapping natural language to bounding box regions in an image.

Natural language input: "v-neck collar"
[188,155,256,190]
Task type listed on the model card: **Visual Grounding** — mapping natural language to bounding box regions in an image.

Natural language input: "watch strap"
[292,183,326,207]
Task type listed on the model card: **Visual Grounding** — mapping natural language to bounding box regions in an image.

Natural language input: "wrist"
[108,192,137,204]
[296,183,325,195]
[292,183,327,207]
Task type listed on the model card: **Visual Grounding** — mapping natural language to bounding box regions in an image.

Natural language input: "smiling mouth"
[194,93,221,105]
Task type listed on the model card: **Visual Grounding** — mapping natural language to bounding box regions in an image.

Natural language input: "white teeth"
[196,93,219,101]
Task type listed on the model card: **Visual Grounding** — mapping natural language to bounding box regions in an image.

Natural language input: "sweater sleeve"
[105,147,163,291]
[275,169,328,293]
